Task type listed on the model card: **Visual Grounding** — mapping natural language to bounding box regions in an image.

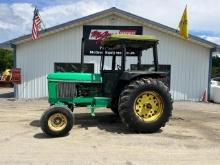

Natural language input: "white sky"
[0,0,220,44]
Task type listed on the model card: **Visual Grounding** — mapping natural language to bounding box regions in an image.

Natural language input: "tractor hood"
[47,72,102,82]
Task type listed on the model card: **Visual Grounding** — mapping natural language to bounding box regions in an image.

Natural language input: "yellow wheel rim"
[134,91,164,123]
[48,113,67,132]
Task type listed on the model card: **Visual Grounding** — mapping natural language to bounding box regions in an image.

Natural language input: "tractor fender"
[119,71,167,81]
[113,71,168,97]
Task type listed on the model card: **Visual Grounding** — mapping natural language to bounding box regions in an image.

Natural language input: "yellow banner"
[179,6,188,39]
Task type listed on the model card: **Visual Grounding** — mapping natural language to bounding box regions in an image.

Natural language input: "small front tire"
[40,106,74,137]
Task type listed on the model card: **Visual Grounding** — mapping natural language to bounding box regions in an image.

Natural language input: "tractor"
[0,69,13,87]
[40,34,173,137]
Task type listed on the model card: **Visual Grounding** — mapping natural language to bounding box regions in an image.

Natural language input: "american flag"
[32,8,41,40]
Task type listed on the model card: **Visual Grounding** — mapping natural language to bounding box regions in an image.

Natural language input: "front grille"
[58,82,76,98]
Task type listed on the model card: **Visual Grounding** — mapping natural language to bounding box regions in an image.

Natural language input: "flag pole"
[38,12,46,31]
[178,4,188,39]
[32,5,43,40]
[33,5,46,30]
[176,5,187,33]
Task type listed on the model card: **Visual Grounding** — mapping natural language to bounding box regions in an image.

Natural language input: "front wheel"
[118,78,172,133]
[40,106,74,137]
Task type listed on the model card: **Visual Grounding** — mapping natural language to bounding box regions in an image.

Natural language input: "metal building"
[1,7,220,100]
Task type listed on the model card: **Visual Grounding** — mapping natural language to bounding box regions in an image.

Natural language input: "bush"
[0,49,13,73]
[212,55,220,78]
[212,67,220,78]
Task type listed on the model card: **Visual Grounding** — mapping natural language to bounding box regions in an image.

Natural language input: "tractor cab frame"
[81,34,166,99]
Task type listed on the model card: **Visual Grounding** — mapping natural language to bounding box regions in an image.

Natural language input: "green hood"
[47,72,101,82]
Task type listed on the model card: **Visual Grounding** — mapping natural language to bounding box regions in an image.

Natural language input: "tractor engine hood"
[47,72,102,83]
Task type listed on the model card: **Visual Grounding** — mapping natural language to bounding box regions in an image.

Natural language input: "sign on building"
[83,25,143,56]
[12,68,21,84]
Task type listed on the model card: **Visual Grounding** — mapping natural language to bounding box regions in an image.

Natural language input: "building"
[0,7,220,100]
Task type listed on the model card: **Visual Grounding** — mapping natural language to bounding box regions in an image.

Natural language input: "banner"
[178,6,188,39]
[83,25,143,56]
[12,68,21,84]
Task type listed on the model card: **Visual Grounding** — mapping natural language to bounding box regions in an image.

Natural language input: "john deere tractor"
[40,34,173,137]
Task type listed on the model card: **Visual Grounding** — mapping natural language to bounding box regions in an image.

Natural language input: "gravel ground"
[0,88,220,165]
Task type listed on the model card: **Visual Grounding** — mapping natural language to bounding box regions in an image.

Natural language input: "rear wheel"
[118,78,172,133]
[40,106,74,137]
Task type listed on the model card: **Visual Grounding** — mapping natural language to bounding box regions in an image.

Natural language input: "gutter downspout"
[10,44,17,99]
[208,48,215,101]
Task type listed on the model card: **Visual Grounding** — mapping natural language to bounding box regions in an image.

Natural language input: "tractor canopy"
[102,34,158,50]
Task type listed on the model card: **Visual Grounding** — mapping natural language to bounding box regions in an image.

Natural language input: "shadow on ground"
[0,91,14,98]
[31,112,131,138]
[32,112,163,138]
[30,120,40,127]
[74,112,130,134]
[33,132,70,139]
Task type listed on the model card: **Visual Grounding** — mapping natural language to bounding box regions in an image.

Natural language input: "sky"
[0,0,220,45]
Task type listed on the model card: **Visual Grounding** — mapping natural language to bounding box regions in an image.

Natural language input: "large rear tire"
[40,106,74,137]
[118,78,172,133]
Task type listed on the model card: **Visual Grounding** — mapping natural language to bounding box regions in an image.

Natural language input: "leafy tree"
[0,49,13,73]
[212,55,220,78]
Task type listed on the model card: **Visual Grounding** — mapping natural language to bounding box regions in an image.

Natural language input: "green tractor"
[40,34,173,137]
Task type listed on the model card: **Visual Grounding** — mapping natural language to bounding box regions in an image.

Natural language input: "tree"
[0,49,13,73]
[212,55,220,78]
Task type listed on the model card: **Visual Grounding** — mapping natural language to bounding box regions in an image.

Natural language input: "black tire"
[67,104,74,112]
[110,97,119,116]
[118,78,172,133]
[51,103,74,112]
[40,106,74,137]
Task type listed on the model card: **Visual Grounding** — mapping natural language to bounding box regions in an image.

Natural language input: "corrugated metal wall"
[16,26,83,98]
[16,15,210,100]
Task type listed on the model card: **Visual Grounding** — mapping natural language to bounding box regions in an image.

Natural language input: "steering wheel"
[117,64,121,70]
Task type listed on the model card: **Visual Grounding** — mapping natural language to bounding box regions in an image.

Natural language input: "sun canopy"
[102,34,158,50]
[104,34,158,42]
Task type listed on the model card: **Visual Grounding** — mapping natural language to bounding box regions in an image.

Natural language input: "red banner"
[12,68,21,84]
[83,25,143,56]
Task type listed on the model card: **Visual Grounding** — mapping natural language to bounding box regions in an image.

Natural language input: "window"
[54,63,94,73]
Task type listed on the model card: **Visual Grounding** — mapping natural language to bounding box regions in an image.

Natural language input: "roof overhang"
[212,46,220,52]
[0,42,14,50]
[0,7,219,50]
